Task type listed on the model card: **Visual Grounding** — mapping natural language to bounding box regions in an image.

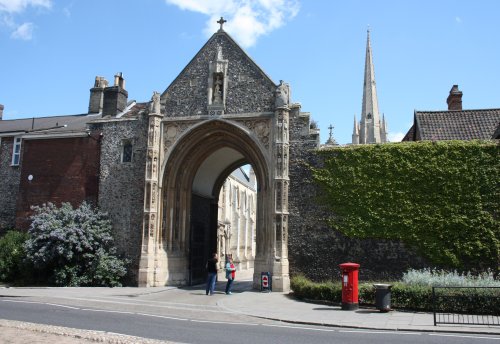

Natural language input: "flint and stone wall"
[162,33,275,117]
[0,138,20,232]
[287,106,427,281]
[91,116,148,284]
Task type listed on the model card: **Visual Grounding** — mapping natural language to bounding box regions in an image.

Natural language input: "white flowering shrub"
[24,202,128,287]
[402,268,500,287]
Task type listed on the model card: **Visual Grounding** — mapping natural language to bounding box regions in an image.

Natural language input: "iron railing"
[432,286,500,326]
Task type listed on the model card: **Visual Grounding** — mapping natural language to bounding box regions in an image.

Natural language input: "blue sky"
[1,0,499,144]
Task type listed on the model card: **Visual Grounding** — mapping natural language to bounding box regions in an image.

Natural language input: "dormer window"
[11,137,21,166]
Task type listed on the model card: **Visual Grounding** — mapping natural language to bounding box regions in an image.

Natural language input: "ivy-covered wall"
[311,141,499,274]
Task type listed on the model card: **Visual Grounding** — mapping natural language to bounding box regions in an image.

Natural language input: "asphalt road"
[1,298,499,344]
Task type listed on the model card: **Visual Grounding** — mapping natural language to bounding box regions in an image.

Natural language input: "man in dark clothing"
[206,253,218,295]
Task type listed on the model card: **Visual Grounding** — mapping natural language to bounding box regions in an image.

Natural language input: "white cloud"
[11,22,33,40]
[165,0,300,47]
[0,0,52,13]
[455,16,462,24]
[0,0,51,40]
[388,132,405,142]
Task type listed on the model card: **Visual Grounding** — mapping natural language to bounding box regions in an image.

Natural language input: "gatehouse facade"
[0,22,320,292]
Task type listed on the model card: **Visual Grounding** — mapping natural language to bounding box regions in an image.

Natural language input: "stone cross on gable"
[217,17,227,31]
[328,124,334,140]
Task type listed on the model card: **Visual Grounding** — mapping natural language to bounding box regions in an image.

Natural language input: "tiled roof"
[0,113,98,136]
[0,102,147,137]
[402,124,415,141]
[492,122,500,139]
[414,109,500,140]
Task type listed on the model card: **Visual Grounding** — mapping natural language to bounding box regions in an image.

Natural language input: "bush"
[432,287,500,315]
[0,230,29,282]
[390,283,433,311]
[402,268,500,287]
[291,274,342,303]
[24,202,128,287]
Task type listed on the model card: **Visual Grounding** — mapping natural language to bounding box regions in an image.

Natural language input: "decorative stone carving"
[275,80,290,108]
[212,75,223,104]
[150,91,161,114]
[163,122,195,152]
[207,44,228,115]
[235,119,271,150]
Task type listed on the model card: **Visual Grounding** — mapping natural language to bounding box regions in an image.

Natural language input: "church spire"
[353,29,386,144]
[352,115,359,144]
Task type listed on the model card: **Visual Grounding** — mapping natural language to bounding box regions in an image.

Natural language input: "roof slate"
[0,102,147,137]
[414,108,500,140]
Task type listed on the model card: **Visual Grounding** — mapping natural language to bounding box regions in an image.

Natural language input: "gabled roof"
[413,108,500,140]
[162,29,276,97]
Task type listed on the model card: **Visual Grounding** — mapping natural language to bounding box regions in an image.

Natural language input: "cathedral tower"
[352,30,387,144]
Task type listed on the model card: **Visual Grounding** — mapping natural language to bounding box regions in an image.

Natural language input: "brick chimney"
[447,85,463,111]
[0,104,4,120]
[102,72,128,117]
[88,76,109,114]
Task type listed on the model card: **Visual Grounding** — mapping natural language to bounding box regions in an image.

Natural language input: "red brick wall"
[15,136,100,229]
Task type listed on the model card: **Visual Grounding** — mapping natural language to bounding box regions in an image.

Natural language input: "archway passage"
[160,119,270,287]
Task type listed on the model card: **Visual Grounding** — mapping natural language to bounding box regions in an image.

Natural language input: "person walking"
[205,253,218,295]
[225,256,236,295]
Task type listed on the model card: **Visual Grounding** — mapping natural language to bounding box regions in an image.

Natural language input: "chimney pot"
[88,77,109,114]
[114,72,125,89]
[103,73,128,117]
[0,104,4,120]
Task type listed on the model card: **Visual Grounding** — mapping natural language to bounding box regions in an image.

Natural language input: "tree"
[0,230,29,282]
[24,202,128,287]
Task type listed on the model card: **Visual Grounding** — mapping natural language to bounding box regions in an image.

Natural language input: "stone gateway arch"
[136,26,301,292]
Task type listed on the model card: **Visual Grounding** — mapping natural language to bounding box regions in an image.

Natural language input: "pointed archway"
[153,119,282,289]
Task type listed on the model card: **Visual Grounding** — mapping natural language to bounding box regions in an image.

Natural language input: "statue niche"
[212,73,224,104]
[207,45,228,116]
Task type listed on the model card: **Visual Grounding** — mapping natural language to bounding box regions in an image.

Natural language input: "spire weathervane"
[217,17,227,31]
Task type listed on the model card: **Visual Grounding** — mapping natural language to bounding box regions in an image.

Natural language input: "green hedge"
[291,274,342,303]
[311,141,500,270]
[291,275,500,315]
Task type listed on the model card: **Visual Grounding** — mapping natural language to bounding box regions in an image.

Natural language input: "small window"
[121,140,133,163]
[11,137,21,166]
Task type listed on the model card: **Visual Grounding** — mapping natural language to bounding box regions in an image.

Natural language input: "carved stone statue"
[213,75,223,104]
[275,80,289,108]
[150,91,161,114]
[216,45,223,61]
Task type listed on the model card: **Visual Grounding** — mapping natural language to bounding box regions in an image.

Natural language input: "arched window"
[121,139,133,163]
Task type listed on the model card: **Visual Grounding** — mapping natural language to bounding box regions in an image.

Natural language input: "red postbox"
[339,262,360,310]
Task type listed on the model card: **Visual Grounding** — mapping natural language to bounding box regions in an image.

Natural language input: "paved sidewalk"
[218,287,500,335]
[1,280,499,343]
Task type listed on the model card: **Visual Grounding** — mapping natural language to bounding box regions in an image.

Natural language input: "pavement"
[1,279,499,343]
